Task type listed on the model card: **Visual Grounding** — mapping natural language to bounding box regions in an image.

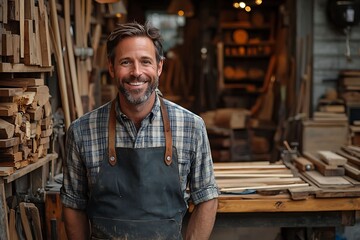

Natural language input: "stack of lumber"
[292,149,360,198]
[0,0,54,175]
[214,161,309,195]
[336,145,360,181]
[339,69,360,91]
[0,81,53,171]
[0,0,51,68]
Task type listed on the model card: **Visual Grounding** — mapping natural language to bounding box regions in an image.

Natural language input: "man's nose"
[131,62,142,77]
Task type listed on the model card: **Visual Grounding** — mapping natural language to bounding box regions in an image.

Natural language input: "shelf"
[220,22,271,29]
[224,41,275,47]
[3,153,58,183]
[0,63,53,73]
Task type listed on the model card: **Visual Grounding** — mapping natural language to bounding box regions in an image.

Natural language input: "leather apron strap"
[108,97,173,166]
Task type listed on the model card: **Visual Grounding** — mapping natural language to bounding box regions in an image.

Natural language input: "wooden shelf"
[4,153,58,183]
[220,22,272,29]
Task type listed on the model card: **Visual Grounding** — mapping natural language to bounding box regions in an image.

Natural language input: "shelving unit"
[217,2,280,109]
[0,153,58,240]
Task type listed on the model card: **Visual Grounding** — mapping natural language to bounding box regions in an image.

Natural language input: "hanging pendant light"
[168,0,194,17]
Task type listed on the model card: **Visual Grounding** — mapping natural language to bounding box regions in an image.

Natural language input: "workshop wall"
[312,0,360,109]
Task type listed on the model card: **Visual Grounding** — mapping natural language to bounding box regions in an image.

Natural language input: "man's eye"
[120,60,130,65]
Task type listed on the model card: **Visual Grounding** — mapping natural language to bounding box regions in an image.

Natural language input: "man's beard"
[117,75,158,105]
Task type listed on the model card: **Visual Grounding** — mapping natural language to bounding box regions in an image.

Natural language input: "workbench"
[207,193,360,239]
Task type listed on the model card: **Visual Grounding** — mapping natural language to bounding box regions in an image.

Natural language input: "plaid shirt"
[61,95,219,210]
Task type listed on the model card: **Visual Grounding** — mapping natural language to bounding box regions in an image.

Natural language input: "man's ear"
[157,59,164,77]
[108,59,115,78]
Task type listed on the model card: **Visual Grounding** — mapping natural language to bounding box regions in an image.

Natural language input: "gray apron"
[87,98,187,240]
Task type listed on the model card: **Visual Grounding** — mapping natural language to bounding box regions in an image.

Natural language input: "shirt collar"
[114,93,161,124]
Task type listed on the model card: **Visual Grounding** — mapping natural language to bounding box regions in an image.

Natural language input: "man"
[61,21,219,240]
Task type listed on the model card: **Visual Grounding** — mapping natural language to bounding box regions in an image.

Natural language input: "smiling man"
[61,21,219,240]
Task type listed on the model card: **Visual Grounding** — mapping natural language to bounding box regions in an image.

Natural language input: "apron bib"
[87,98,187,240]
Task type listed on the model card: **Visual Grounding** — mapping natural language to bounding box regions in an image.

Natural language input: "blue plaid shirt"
[61,95,219,210]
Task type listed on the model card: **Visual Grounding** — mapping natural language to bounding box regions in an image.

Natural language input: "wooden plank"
[43,101,52,117]
[0,63,52,73]
[220,183,309,193]
[0,137,19,148]
[49,0,71,129]
[336,149,360,166]
[24,19,37,65]
[27,85,49,93]
[0,103,18,116]
[10,34,20,63]
[37,0,51,67]
[26,107,43,121]
[0,152,23,162]
[2,32,13,56]
[0,78,44,87]
[344,164,360,181]
[34,6,41,66]
[303,151,345,176]
[8,0,20,21]
[1,0,8,24]
[318,150,347,166]
[19,0,24,58]
[215,173,294,178]
[23,0,34,20]
[0,167,14,176]
[0,88,23,97]
[304,170,352,188]
[294,157,314,172]
[64,0,83,118]
[0,118,15,139]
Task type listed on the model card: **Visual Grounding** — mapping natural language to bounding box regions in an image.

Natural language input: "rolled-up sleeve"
[189,120,219,205]
[60,122,89,210]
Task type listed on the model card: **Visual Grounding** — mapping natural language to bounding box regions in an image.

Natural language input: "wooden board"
[0,118,15,139]
[318,150,347,166]
[0,78,44,87]
[303,170,352,188]
[0,88,23,97]
[0,137,19,148]
[301,120,348,153]
[303,151,345,176]
[0,103,18,116]
[0,167,14,176]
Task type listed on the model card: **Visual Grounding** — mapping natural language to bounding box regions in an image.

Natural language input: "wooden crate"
[301,120,349,154]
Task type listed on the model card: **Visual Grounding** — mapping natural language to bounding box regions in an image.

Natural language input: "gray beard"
[118,77,159,105]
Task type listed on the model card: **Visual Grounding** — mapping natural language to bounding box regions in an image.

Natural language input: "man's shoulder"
[162,98,204,125]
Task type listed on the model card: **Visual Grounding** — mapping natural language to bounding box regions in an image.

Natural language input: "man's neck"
[118,93,156,129]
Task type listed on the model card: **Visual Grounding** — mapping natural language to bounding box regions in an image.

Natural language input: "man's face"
[108,36,163,105]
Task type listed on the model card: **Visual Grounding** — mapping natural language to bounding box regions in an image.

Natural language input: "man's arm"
[185,198,218,240]
[63,206,90,240]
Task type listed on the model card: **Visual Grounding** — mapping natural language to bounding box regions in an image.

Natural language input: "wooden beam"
[0,118,15,139]
[0,78,44,87]
[37,0,51,67]
[0,103,18,116]
[49,0,71,129]
[0,88,23,97]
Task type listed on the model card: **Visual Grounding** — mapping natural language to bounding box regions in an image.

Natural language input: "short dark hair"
[106,21,164,65]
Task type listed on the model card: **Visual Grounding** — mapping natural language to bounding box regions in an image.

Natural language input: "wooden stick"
[64,0,83,118]
[220,183,309,192]
[49,0,71,129]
